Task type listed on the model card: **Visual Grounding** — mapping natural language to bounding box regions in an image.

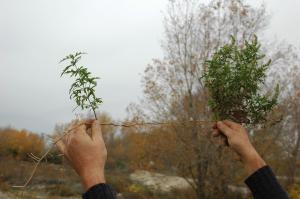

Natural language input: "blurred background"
[0,0,300,198]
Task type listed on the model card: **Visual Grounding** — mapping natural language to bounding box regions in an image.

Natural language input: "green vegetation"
[60,52,102,119]
[204,36,279,124]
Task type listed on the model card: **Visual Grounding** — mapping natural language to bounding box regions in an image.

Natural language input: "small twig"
[28,153,40,162]
[99,120,216,127]
[12,123,79,188]
[13,120,216,188]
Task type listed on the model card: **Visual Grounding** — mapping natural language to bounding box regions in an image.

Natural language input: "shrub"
[0,178,9,191]
[204,36,279,124]
[288,184,300,199]
[0,128,45,160]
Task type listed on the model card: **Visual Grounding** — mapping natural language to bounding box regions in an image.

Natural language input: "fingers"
[212,128,229,145]
[212,129,220,137]
[223,120,240,129]
[212,123,218,129]
[91,120,102,139]
[68,122,91,145]
[77,123,87,134]
[220,134,229,146]
[216,121,233,137]
[54,136,67,155]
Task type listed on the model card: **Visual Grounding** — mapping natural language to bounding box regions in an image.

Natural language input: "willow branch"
[13,119,215,188]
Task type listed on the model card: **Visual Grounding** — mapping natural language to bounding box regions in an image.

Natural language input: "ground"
[0,158,246,199]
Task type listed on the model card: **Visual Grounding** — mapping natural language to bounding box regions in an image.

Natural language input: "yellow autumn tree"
[0,128,45,160]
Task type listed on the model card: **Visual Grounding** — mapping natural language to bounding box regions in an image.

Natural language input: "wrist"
[243,148,266,176]
[80,168,106,191]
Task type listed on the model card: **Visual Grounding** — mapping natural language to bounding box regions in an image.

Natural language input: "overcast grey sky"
[0,0,299,134]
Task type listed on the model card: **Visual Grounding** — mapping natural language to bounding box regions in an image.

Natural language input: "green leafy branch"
[60,52,102,119]
[204,36,279,124]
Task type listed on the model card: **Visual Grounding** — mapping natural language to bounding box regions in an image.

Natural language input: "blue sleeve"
[245,166,289,199]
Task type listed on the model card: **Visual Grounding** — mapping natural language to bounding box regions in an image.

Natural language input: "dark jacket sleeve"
[245,166,289,199]
[82,183,117,199]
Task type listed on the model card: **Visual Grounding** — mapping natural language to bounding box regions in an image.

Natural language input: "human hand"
[55,120,107,191]
[213,120,266,175]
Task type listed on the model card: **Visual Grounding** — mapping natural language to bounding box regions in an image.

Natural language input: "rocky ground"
[0,159,249,198]
[0,191,11,199]
[130,170,192,192]
[130,170,249,195]
[0,190,81,199]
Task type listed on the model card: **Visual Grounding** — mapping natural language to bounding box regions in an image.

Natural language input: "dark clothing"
[245,166,289,199]
[83,166,289,199]
[82,183,117,199]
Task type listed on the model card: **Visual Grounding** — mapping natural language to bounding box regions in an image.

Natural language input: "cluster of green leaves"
[204,36,279,124]
[60,52,102,119]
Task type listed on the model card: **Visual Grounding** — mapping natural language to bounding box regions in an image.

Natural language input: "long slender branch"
[99,120,215,127]
[13,119,215,188]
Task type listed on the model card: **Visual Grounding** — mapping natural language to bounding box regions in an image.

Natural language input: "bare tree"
[127,0,293,198]
[280,62,300,186]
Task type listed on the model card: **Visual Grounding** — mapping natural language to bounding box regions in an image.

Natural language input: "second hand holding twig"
[13,119,215,188]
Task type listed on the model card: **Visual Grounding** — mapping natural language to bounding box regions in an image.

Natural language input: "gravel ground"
[0,191,11,199]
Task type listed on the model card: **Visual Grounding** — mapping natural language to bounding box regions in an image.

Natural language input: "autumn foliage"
[0,128,45,161]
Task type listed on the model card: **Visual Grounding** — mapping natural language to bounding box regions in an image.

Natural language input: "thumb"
[54,136,68,156]
[92,120,103,139]
[77,122,87,134]
[217,121,233,138]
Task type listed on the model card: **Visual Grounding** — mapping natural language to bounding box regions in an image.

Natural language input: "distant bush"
[288,184,300,199]
[45,148,63,164]
[0,128,45,160]
[0,178,9,191]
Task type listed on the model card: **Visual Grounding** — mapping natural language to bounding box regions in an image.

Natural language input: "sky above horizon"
[0,0,299,134]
